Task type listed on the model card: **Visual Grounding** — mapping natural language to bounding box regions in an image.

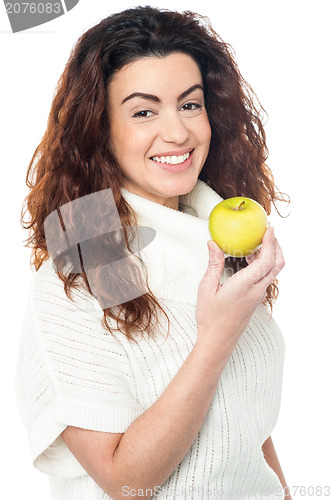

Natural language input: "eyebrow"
[121,83,204,105]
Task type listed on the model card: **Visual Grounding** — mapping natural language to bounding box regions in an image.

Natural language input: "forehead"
[108,52,203,101]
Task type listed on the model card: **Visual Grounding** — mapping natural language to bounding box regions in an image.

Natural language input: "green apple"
[208,197,268,257]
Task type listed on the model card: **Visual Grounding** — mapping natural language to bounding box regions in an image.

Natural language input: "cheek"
[110,123,134,160]
[112,122,153,158]
[200,116,212,148]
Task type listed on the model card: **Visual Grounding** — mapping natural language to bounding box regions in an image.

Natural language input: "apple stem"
[238,201,246,210]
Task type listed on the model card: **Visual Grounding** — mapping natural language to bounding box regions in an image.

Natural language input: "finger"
[255,236,285,289]
[207,239,222,255]
[201,240,225,290]
[245,247,261,264]
[260,226,275,257]
[246,227,276,283]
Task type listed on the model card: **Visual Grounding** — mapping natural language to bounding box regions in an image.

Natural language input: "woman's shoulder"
[29,258,103,317]
[22,258,127,359]
[24,258,124,347]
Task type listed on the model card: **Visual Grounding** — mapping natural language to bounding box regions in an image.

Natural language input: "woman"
[17,6,290,500]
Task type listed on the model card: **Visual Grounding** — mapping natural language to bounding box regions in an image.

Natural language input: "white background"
[1,0,331,497]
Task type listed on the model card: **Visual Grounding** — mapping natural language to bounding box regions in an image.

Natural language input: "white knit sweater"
[16,179,285,500]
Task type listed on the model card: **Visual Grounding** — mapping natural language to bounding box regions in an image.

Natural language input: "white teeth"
[152,151,191,164]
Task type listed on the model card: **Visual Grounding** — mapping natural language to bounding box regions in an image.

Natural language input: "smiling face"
[107,52,212,210]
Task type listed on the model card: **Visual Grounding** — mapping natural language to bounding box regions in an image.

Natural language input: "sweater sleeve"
[16,260,145,478]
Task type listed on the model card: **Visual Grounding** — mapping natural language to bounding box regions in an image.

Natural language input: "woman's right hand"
[195,227,285,357]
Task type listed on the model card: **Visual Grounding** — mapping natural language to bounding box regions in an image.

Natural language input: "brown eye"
[180,102,203,112]
[133,110,154,118]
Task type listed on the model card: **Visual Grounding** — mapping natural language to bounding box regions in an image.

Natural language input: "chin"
[166,172,200,196]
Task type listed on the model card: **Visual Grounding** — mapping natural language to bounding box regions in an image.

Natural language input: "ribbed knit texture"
[16,179,285,499]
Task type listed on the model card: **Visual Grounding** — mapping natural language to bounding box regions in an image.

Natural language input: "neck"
[121,182,179,211]
[120,179,226,305]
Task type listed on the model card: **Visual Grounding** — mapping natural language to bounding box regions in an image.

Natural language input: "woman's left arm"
[262,436,292,500]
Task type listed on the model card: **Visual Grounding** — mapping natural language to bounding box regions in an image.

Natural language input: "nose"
[160,111,190,144]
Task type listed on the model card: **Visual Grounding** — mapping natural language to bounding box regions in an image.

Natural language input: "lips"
[149,148,194,172]
[150,148,194,165]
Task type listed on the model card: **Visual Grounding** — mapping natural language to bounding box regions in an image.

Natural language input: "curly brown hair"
[21,6,289,343]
